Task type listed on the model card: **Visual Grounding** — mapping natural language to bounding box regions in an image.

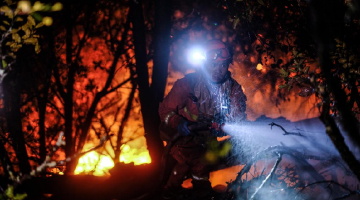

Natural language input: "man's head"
[202,40,232,84]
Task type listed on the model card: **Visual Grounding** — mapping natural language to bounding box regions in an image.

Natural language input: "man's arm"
[159,78,190,130]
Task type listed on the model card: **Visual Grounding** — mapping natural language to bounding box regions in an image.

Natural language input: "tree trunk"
[129,0,166,177]
[308,0,360,181]
[115,78,136,162]
[2,60,31,174]
[149,0,173,170]
[64,2,76,174]
[152,0,172,103]
[38,27,55,164]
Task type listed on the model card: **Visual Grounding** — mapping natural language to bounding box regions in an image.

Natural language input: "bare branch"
[269,122,306,137]
[105,77,132,95]
[296,180,360,200]
[250,153,283,200]
[52,64,66,99]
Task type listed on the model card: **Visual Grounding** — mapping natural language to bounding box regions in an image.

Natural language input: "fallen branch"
[296,180,360,200]
[250,152,283,200]
[269,122,306,137]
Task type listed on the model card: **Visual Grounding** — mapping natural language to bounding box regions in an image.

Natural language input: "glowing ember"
[256,63,263,71]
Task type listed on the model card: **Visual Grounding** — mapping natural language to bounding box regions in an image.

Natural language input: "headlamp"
[205,48,231,61]
[187,47,205,66]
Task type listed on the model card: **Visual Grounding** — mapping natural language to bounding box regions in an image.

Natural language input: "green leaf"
[2,60,7,68]
[35,42,40,53]
[289,68,297,73]
[280,68,289,77]
[287,84,293,92]
[14,193,27,200]
[1,6,13,19]
[278,84,287,89]
[35,22,44,29]
[0,26,6,31]
[51,2,63,11]
[32,1,44,11]
[12,33,21,43]
[304,66,310,74]
[24,28,31,39]
[31,12,43,21]
[338,58,347,64]
[343,63,352,68]
[43,4,52,12]
[11,28,19,33]
[233,18,240,29]
[27,15,36,26]
[42,16,53,26]
[24,37,38,44]
[5,186,14,198]
[349,55,355,62]
[2,20,10,25]
[15,17,23,22]
[257,0,266,6]
[292,50,298,56]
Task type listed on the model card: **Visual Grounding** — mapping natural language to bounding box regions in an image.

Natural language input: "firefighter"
[159,39,247,199]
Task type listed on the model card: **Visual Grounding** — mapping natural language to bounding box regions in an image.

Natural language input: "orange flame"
[74,136,151,176]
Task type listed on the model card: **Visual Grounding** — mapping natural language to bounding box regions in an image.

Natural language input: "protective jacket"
[159,72,247,141]
[159,71,247,196]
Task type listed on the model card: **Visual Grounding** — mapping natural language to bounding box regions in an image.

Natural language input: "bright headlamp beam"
[187,46,205,66]
[192,52,205,60]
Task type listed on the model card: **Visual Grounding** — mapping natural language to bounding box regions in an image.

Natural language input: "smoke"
[221,116,359,200]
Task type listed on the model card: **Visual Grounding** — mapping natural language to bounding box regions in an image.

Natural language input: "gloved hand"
[210,121,226,137]
[177,119,192,136]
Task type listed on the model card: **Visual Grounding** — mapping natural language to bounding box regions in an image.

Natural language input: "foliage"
[0,185,27,200]
[223,0,360,118]
[0,0,62,82]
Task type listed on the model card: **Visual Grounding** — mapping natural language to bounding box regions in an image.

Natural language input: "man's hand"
[210,121,226,137]
[177,119,192,136]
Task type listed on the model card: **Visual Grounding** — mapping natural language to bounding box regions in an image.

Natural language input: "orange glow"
[24,14,319,179]
[120,144,151,165]
[256,63,263,70]
[74,151,115,176]
[74,136,151,176]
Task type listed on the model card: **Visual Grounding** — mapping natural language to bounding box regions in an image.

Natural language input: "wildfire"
[74,136,151,176]
[74,151,115,176]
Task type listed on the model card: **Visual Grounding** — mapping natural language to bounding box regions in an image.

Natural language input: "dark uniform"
[159,71,246,199]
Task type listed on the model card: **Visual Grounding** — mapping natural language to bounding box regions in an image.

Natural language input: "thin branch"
[52,64,66,99]
[296,180,360,199]
[47,101,65,119]
[250,153,283,200]
[115,77,136,161]
[105,77,132,95]
[269,122,306,137]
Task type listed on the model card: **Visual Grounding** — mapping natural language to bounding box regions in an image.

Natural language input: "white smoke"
[221,116,359,200]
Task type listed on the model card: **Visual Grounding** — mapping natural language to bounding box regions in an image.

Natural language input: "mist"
[221,116,359,200]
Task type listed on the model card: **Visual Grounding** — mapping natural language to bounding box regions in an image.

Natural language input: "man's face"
[203,60,230,83]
